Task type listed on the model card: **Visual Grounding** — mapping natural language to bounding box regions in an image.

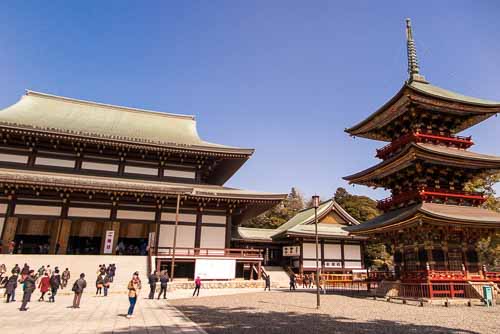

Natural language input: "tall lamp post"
[312,194,321,309]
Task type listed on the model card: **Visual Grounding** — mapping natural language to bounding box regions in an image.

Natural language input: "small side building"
[233,199,366,274]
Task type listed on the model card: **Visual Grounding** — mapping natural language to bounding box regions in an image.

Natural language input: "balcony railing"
[376,132,474,160]
[153,247,263,259]
[377,187,485,211]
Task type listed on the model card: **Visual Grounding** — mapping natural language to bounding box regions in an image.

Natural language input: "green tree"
[465,172,500,269]
[333,187,380,222]
[243,187,305,229]
[333,187,391,269]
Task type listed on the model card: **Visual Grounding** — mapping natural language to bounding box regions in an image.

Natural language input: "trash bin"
[483,285,493,307]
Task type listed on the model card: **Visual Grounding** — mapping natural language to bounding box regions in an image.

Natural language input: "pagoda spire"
[405,18,427,83]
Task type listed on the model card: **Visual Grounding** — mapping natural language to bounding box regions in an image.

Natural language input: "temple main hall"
[0,90,286,279]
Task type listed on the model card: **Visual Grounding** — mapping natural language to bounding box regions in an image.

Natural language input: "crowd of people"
[1,262,207,319]
[0,262,72,310]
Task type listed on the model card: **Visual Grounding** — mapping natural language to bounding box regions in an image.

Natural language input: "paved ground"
[0,292,207,334]
[2,288,499,333]
[171,290,500,334]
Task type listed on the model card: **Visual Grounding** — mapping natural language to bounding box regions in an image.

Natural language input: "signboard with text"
[103,230,115,254]
[283,246,300,257]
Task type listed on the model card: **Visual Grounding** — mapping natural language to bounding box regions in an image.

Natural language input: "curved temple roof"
[345,81,500,140]
[347,202,500,234]
[0,91,254,155]
[344,142,500,186]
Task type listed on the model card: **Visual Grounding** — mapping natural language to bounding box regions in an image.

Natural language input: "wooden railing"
[376,132,474,160]
[377,187,485,211]
[153,247,263,259]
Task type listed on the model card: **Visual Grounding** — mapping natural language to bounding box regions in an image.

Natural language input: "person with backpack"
[49,269,61,302]
[157,271,169,299]
[72,273,87,308]
[126,271,141,318]
[19,270,36,311]
[192,276,201,297]
[95,274,104,296]
[5,273,18,302]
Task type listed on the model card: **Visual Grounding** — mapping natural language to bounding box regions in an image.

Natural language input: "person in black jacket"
[20,270,36,311]
[5,274,18,302]
[264,275,271,291]
[49,269,61,302]
[148,271,158,299]
[157,271,169,299]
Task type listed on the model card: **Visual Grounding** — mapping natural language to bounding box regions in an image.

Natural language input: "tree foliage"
[242,187,305,229]
[333,187,380,222]
[465,172,500,269]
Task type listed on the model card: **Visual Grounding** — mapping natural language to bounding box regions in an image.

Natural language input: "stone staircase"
[262,266,291,288]
[0,254,148,294]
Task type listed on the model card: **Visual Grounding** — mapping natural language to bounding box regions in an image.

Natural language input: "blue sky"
[1,1,499,200]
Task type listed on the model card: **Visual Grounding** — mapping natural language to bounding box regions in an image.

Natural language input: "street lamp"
[312,194,321,309]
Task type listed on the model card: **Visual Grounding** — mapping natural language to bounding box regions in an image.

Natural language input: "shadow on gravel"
[168,304,480,334]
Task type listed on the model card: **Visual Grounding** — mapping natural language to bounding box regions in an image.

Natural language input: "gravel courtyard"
[171,290,500,334]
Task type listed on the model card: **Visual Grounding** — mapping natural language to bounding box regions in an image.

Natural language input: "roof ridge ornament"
[406,18,428,84]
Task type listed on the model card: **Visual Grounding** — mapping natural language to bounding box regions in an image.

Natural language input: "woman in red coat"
[38,272,50,301]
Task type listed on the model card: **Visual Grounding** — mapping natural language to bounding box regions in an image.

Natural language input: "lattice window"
[447,248,463,271]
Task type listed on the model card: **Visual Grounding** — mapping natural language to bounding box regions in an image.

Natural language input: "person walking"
[95,274,104,296]
[38,272,50,301]
[126,272,141,319]
[103,274,111,297]
[264,274,271,291]
[12,263,21,275]
[108,264,116,283]
[148,270,158,299]
[192,276,201,297]
[5,273,18,302]
[49,269,61,302]
[289,274,296,291]
[19,270,36,311]
[61,268,70,289]
[157,271,169,299]
[71,273,87,308]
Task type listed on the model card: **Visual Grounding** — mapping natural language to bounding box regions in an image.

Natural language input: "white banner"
[194,259,236,280]
[103,230,115,254]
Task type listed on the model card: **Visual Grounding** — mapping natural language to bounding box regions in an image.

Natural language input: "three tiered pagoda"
[344,19,500,287]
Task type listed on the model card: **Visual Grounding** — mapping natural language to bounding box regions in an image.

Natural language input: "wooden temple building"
[234,198,365,274]
[344,19,500,288]
[0,90,285,279]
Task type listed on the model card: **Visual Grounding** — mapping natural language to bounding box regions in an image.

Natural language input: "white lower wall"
[303,243,320,259]
[158,225,195,249]
[344,244,362,260]
[324,244,341,259]
[199,226,226,250]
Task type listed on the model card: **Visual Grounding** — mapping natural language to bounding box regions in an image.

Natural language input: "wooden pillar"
[340,240,345,269]
[299,241,304,275]
[2,197,17,254]
[225,212,232,248]
[57,219,72,255]
[320,240,325,271]
[194,208,202,249]
[154,208,161,257]
[49,219,62,254]
[1,217,18,254]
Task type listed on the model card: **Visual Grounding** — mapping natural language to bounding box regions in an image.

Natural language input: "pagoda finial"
[405,18,427,83]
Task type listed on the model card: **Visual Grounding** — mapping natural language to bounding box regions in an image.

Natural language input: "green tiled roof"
[0,91,254,155]
[410,81,500,107]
